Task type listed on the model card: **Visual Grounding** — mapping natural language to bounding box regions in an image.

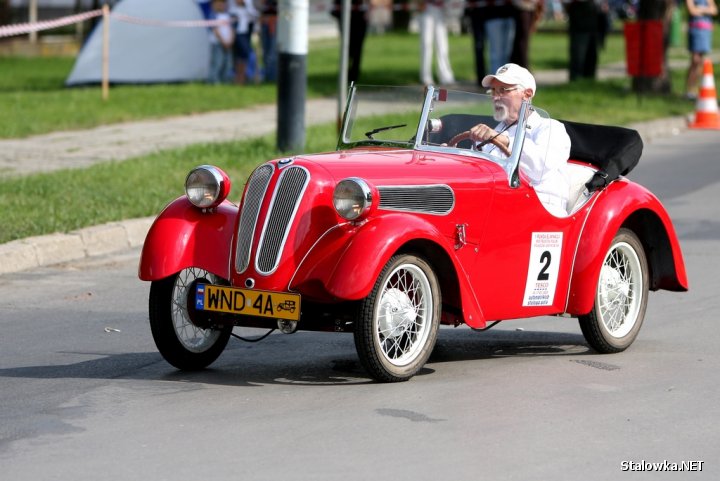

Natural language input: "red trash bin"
[624,20,664,77]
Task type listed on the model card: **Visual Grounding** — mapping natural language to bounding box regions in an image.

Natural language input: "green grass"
[0,130,339,244]
[0,30,628,138]
[0,30,704,244]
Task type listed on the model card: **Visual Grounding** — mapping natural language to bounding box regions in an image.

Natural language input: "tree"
[632,0,675,93]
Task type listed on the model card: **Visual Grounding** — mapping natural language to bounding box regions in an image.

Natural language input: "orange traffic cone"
[689,58,720,129]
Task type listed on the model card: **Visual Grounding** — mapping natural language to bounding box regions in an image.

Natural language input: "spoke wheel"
[149,268,232,370]
[579,229,648,353]
[354,255,441,382]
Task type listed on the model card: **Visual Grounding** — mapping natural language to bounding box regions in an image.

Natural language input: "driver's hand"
[469,124,497,144]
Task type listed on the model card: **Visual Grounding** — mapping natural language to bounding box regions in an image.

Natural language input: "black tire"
[579,229,649,353]
[354,254,441,382]
[149,268,232,370]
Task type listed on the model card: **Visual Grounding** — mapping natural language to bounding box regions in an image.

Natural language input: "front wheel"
[354,254,441,382]
[149,267,232,370]
[579,229,649,353]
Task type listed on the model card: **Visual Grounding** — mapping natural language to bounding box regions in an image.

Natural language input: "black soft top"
[561,120,643,192]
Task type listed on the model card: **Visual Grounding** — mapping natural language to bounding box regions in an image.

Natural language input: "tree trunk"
[632,0,674,93]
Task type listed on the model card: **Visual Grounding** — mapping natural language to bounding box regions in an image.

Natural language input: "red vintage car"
[139,85,688,382]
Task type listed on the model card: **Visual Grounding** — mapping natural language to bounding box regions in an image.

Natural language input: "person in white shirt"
[419,0,456,86]
[208,0,235,84]
[229,0,259,84]
[469,63,571,216]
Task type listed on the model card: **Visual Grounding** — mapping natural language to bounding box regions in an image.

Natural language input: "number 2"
[537,251,551,281]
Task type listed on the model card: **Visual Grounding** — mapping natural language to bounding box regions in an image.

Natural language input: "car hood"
[291,148,499,186]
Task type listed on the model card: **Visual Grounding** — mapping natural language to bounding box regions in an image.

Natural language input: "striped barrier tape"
[111,13,233,29]
[0,9,102,38]
[0,10,234,39]
[0,1,517,39]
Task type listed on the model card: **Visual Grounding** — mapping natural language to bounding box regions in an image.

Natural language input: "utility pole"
[337,0,350,132]
[29,0,38,43]
[277,0,308,152]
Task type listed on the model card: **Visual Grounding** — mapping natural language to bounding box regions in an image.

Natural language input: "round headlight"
[185,165,231,209]
[333,178,373,221]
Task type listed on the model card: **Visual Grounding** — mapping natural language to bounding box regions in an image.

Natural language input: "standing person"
[418,0,456,86]
[686,0,718,99]
[332,0,369,83]
[259,0,278,82]
[465,1,516,86]
[208,0,235,84]
[465,3,488,86]
[563,0,601,81]
[510,0,543,69]
[485,2,516,74]
[229,0,259,84]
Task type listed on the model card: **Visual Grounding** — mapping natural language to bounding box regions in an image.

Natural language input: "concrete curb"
[0,217,153,275]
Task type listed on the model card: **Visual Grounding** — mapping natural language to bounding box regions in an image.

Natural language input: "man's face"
[486,79,532,123]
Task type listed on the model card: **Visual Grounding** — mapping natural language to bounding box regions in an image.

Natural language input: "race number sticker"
[522,232,563,307]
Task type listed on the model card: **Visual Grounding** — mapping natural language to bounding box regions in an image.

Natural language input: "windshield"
[339,85,551,186]
[339,85,425,147]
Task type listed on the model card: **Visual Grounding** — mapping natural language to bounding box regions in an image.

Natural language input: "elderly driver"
[470,63,572,217]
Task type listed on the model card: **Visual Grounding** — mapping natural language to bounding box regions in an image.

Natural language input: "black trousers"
[467,10,486,85]
[569,31,598,80]
[337,14,368,83]
[510,9,534,68]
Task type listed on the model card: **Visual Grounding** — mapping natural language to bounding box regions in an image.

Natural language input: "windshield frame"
[337,84,533,188]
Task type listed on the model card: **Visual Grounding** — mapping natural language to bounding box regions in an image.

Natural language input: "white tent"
[66,0,210,86]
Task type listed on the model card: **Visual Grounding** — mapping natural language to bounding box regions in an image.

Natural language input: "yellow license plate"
[195,284,301,321]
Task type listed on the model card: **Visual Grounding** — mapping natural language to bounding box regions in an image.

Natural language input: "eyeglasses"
[486,86,521,96]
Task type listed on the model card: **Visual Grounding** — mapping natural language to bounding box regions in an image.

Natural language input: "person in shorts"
[685,0,718,99]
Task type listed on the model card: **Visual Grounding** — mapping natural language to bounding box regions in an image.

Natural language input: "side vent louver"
[378,185,454,215]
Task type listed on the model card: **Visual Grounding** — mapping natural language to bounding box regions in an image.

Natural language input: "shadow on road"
[0,328,595,387]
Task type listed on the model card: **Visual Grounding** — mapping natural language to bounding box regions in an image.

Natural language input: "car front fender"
[138,197,237,281]
[292,214,447,301]
[566,181,688,314]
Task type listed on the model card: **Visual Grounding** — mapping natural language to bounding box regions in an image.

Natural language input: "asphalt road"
[1,129,718,480]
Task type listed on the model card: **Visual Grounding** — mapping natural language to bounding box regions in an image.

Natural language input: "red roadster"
[139,85,688,382]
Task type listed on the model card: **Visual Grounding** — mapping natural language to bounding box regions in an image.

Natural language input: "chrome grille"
[235,164,274,273]
[378,184,454,215]
[256,166,309,274]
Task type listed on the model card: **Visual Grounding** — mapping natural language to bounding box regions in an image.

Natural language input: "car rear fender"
[566,181,688,314]
[138,197,237,281]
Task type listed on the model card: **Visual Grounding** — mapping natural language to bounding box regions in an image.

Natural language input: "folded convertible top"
[561,120,644,192]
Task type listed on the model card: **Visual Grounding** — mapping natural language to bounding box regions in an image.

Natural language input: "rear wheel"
[579,229,648,353]
[149,267,232,370]
[354,255,441,382]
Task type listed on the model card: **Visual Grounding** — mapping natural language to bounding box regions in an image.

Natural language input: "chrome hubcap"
[375,264,432,367]
[172,268,222,353]
[597,242,642,338]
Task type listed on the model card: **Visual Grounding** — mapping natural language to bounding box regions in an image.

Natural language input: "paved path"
[0,98,339,176]
[0,64,695,274]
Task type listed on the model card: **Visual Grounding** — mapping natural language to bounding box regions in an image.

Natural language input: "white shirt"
[229,0,259,34]
[482,110,572,216]
[209,12,234,46]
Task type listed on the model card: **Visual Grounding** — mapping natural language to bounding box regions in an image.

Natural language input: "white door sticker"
[522,232,563,307]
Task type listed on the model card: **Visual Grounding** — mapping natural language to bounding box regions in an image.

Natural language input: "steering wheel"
[447,131,512,157]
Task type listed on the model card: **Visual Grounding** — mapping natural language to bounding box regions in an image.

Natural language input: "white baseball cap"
[482,63,537,96]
